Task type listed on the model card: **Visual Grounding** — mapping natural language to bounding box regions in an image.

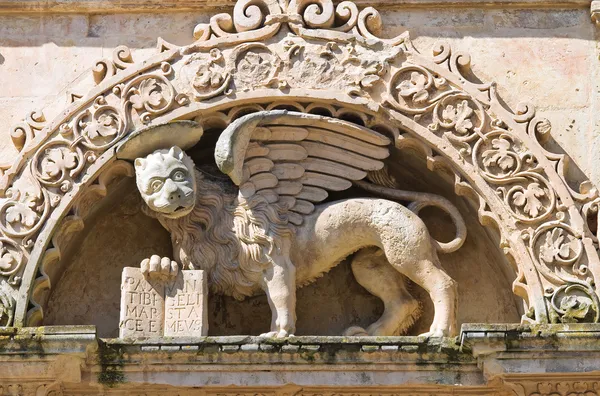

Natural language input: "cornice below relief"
[2,325,600,394]
[0,0,591,14]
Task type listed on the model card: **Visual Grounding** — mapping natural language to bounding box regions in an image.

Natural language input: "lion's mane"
[146,170,294,300]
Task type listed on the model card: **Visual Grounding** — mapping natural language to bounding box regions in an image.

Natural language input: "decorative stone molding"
[1,0,599,330]
[502,377,600,396]
[0,324,599,393]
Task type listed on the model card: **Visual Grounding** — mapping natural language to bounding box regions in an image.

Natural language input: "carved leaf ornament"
[0,0,597,327]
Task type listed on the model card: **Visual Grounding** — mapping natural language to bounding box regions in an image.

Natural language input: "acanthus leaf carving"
[0,0,598,329]
[188,49,231,100]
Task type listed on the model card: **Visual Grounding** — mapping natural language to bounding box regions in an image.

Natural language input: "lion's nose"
[164,180,180,202]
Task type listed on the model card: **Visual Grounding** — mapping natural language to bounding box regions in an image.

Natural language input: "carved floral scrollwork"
[381,38,600,325]
[529,382,600,396]
[32,142,86,194]
[71,104,124,150]
[233,43,282,89]
[549,282,599,324]
[398,70,432,103]
[184,0,406,56]
[9,110,46,154]
[93,45,135,85]
[473,131,555,223]
[120,64,181,124]
[388,65,486,155]
[285,0,398,43]
[430,94,485,152]
[179,37,399,102]
[0,58,185,315]
[1,0,599,328]
[38,146,80,185]
[531,223,586,285]
[282,39,396,96]
[284,40,346,90]
[386,60,557,225]
[188,0,285,47]
[0,239,25,286]
[187,49,232,100]
[0,167,48,241]
[0,287,14,326]
[532,223,599,324]
[387,65,451,115]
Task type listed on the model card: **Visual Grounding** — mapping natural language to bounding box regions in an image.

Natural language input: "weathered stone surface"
[134,118,466,338]
[6,0,597,336]
[0,5,597,182]
[119,267,207,338]
[119,267,164,338]
[1,325,600,393]
[1,0,600,393]
[165,270,208,337]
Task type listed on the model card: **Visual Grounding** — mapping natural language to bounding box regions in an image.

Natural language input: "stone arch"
[0,0,598,328]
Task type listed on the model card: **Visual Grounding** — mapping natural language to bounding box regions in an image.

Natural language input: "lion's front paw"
[343,326,369,337]
[140,255,179,280]
[418,329,447,338]
[259,330,294,338]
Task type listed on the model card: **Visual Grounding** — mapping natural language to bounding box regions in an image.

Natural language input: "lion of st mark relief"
[133,110,467,338]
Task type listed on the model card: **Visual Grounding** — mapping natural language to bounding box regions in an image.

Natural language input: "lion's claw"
[141,255,179,280]
[419,329,446,338]
[259,330,293,338]
[343,326,369,336]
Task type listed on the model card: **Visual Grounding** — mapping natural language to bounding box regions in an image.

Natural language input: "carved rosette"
[381,41,599,324]
[178,36,401,100]
[0,0,598,327]
[182,49,231,100]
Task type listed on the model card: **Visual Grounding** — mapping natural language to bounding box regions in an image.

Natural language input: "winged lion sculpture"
[133,110,466,337]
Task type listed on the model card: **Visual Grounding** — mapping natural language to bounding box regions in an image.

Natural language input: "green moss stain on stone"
[97,341,126,387]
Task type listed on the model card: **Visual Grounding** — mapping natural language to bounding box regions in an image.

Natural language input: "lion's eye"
[172,171,186,182]
[150,179,163,192]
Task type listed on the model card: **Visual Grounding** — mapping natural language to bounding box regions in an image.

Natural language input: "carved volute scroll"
[0,0,598,328]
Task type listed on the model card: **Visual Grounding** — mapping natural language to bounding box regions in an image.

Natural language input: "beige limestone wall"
[0,2,597,334]
[0,4,597,186]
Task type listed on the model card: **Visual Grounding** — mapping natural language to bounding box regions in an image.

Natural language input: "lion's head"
[134,146,197,219]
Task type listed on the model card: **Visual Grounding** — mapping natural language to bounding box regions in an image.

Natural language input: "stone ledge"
[98,334,471,367]
[461,323,600,353]
[0,0,591,14]
[0,323,599,357]
[0,325,96,356]
[0,324,599,390]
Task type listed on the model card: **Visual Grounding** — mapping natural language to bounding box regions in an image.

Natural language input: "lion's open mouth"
[161,204,194,219]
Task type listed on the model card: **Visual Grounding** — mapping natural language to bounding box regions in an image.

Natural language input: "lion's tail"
[354,180,467,254]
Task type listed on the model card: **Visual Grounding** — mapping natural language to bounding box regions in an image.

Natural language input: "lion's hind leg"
[395,255,458,338]
[344,247,421,336]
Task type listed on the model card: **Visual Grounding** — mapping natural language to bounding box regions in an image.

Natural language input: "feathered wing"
[214,110,391,225]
